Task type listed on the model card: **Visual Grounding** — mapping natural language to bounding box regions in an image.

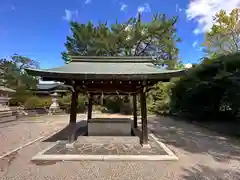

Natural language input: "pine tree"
[62,13,180,69]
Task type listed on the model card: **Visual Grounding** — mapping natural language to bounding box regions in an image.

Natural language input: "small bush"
[9,86,33,106]
[147,82,171,115]
[104,97,122,113]
[24,96,42,109]
[58,94,87,113]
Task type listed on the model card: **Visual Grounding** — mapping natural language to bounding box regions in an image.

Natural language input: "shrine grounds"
[0,113,240,180]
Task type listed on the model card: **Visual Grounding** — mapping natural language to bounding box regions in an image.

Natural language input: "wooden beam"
[140,87,148,145]
[133,94,138,128]
[87,93,93,120]
[69,88,78,124]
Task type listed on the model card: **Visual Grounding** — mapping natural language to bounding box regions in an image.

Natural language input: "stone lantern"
[0,86,16,120]
[48,92,60,115]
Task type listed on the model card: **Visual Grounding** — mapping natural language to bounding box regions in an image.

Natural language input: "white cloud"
[120,4,127,11]
[63,9,78,21]
[186,0,240,34]
[192,41,198,48]
[184,63,193,69]
[84,0,92,5]
[137,3,151,13]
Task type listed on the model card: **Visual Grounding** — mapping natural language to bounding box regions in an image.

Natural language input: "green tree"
[148,82,172,115]
[170,53,240,121]
[62,13,180,69]
[203,8,240,57]
[0,55,39,105]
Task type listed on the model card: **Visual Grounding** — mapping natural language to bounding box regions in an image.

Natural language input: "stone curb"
[32,154,178,161]
[149,133,179,160]
[31,136,179,161]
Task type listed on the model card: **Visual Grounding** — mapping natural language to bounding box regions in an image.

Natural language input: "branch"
[229,29,239,52]
[136,18,177,56]
[136,37,152,56]
[134,40,142,55]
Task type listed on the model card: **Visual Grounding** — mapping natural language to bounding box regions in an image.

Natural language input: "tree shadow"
[31,160,62,166]
[148,116,240,162]
[181,164,240,180]
[43,120,87,142]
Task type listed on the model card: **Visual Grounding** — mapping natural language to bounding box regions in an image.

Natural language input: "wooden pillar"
[69,88,78,124]
[140,87,148,145]
[132,94,137,128]
[87,93,93,120]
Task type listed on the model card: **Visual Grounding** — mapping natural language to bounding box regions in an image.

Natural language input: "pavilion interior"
[66,79,150,146]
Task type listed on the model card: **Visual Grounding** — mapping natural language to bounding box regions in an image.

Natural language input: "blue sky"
[0,0,239,68]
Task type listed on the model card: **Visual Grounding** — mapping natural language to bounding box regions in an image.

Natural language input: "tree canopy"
[0,55,38,89]
[203,8,240,57]
[62,13,181,69]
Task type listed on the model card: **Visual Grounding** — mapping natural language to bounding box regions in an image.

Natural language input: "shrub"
[58,93,87,113]
[9,86,33,106]
[147,82,172,115]
[103,96,122,113]
[24,96,42,109]
[170,53,240,121]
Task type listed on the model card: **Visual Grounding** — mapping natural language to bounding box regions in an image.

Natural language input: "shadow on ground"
[0,151,19,174]
[31,160,62,166]
[181,164,240,180]
[43,120,87,142]
[148,116,240,162]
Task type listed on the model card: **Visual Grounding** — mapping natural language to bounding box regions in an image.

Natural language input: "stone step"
[0,114,16,123]
[76,136,140,145]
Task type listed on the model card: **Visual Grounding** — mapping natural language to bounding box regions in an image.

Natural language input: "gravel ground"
[0,115,68,156]
[0,114,240,180]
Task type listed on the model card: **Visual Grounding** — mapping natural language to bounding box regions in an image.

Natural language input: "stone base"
[65,143,75,149]
[142,144,151,149]
[32,134,179,161]
[88,118,132,136]
[77,136,140,144]
[0,109,16,122]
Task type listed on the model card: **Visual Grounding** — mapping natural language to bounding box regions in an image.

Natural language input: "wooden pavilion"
[25,56,184,145]
[33,83,69,97]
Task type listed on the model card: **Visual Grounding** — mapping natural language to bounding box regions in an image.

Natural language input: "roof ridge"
[70,56,155,63]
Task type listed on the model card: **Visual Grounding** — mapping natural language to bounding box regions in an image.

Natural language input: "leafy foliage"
[62,13,180,69]
[24,96,44,109]
[170,53,240,121]
[203,8,240,57]
[58,94,88,113]
[1,55,39,106]
[0,55,38,89]
[148,82,172,115]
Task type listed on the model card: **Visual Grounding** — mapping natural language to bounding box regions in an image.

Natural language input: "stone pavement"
[42,136,168,156]
[0,114,240,179]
